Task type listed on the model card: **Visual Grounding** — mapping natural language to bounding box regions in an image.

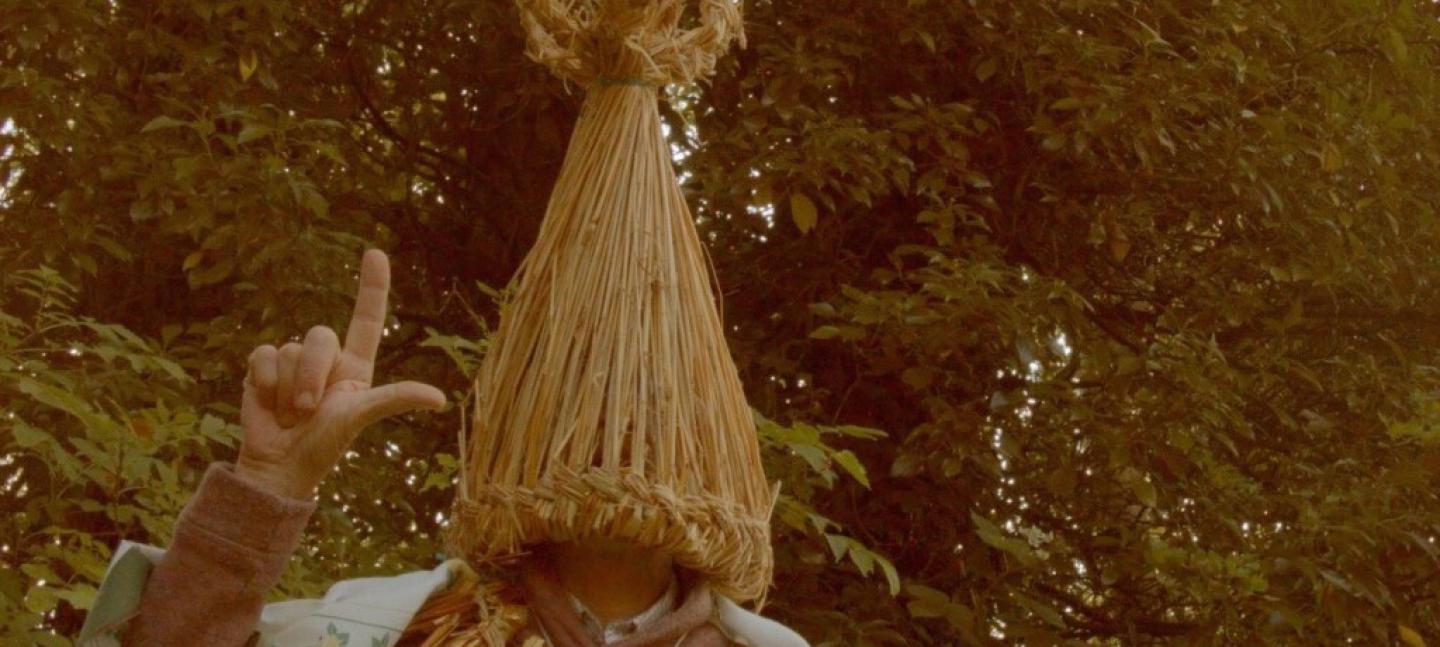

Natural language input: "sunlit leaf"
[239,49,259,81]
[140,116,186,133]
[791,193,818,234]
[1401,626,1427,647]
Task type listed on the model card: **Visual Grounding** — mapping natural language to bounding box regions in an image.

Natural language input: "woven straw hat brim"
[445,466,774,602]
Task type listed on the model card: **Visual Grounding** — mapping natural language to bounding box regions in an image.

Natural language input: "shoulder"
[712,596,810,647]
[256,560,459,645]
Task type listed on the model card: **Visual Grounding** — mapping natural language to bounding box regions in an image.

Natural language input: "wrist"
[234,458,316,501]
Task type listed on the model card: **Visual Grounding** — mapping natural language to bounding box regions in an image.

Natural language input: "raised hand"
[235,249,446,499]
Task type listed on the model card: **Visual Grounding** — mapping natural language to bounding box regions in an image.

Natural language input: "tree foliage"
[5,0,1440,645]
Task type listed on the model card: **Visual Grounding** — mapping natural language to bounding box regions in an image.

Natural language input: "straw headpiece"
[444,0,774,603]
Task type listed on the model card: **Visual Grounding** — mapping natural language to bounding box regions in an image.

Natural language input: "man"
[78,250,807,647]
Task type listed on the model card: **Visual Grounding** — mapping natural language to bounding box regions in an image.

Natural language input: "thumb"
[346,381,447,430]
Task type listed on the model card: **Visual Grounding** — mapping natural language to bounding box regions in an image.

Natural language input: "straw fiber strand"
[519,0,744,87]
[446,0,771,606]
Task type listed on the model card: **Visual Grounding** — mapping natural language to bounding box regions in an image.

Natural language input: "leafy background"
[5,0,1440,645]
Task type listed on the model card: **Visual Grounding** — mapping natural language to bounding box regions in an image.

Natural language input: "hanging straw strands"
[399,563,533,647]
[445,0,774,605]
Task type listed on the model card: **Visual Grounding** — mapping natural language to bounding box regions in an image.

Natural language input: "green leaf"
[971,511,1038,567]
[24,584,58,615]
[876,553,901,596]
[314,142,346,165]
[833,424,887,440]
[16,376,103,428]
[1015,592,1066,628]
[55,584,97,611]
[833,450,870,488]
[807,301,838,317]
[297,185,330,218]
[20,563,57,582]
[791,193,818,234]
[809,325,841,340]
[1121,467,1158,507]
[141,115,186,133]
[198,414,227,441]
[975,58,997,82]
[791,445,831,482]
[239,49,258,81]
[128,199,156,221]
[11,419,50,449]
[825,533,849,561]
[904,584,979,641]
[1387,28,1409,63]
[187,256,234,287]
[1049,97,1083,111]
[918,31,936,53]
[905,584,948,617]
[172,155,201,181]
[237,124,272,145]
[901,366,934,389]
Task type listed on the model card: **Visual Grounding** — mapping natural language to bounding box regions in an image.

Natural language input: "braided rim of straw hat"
[518,0,745,87]
[444,465,775,603]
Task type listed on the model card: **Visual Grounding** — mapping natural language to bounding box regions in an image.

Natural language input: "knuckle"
[297,362,323,381]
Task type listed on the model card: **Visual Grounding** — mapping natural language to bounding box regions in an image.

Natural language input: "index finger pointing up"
[341,249,391,381]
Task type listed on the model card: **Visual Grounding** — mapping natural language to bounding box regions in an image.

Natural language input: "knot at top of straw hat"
[518,0,745,88]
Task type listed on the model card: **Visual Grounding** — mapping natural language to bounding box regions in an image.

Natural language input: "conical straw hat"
[445,0,774,602]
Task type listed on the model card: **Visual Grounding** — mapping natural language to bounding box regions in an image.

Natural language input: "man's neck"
[547,539,676,625]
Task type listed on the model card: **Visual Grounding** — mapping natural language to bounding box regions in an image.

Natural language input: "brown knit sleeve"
[122,463,316,647]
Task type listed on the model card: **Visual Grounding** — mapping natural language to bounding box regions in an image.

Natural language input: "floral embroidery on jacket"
[317,622,349,647]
